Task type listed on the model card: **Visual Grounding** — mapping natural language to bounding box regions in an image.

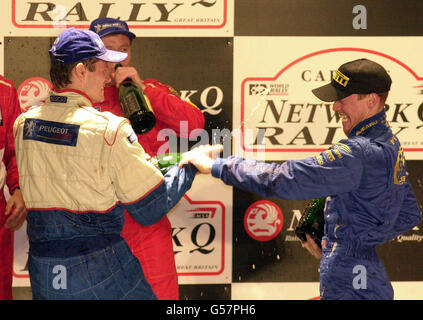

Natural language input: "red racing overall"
[0,76,21,300]
[95,80,204,300]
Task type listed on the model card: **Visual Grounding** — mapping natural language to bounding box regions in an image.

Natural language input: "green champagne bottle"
[295,197,326,248]
[116,64,156,134]
[150,153,182,175]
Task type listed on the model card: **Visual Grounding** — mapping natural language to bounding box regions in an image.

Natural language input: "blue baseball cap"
[49,27,128,64]
[89,17,136,41]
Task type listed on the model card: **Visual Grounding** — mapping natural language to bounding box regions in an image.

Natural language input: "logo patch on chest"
[23,118,79,147]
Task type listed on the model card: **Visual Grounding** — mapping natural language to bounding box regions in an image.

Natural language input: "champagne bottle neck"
[115,63,133,86]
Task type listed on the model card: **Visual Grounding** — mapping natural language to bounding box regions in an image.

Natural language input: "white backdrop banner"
[234,37,423,161]
[6,0,233,36]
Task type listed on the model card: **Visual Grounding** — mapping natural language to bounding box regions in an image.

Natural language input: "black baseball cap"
[89,17,136,41]
[312,58,392,102]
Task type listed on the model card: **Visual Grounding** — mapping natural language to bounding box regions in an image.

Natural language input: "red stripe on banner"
[187,207,217,218]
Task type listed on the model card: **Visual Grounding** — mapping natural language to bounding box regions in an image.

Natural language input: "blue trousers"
[28,238,157,300]
[319,240,394,300]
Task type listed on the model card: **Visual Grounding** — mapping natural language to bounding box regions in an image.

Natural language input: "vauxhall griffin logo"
[244,200,283,242]
[17,77,53,112]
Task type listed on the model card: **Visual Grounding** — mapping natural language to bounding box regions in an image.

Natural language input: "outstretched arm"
[181,141,364,201]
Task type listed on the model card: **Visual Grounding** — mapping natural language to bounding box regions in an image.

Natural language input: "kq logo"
[17,77,52,112]
[179,86,224,116]
[244,200,283,242]
[169,194,225,276]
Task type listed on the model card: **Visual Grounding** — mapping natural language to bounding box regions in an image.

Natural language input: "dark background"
[235,0,423,36]
[4,36,234,148]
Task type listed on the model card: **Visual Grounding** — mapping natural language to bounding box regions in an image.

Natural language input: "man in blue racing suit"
[180,58,421,299]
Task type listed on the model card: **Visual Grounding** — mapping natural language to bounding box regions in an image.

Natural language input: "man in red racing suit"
[90,17,205,300]
[0,76,27,300]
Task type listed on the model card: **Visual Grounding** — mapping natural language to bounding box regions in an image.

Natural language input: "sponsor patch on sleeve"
[316,154,324,165]
[333,142,352,154]
[23,118,79,147]
[316,142,352,165]
[127,130,138,144]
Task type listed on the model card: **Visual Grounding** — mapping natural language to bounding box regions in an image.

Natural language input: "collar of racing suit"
[347,110,389,138]
[48,88,94,107]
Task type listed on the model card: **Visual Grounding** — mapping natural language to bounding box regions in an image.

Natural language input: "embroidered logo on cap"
[94,22,127,33]
[333,69,350,87]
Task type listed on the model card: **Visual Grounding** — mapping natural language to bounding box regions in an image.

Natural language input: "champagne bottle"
[150,153,182,175]
[295,197,326,248]
[116,64,156,134]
